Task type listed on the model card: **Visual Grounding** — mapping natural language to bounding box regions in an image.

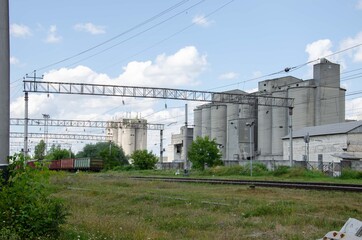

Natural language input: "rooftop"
[282,121,362,139]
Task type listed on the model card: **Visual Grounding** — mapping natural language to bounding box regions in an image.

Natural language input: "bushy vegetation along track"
[131,176,362,192]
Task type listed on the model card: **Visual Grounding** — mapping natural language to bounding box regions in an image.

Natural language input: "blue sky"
[8,0,362,155]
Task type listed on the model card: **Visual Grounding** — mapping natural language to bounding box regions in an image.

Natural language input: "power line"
[208,43,362,92]
[35,0,194,72]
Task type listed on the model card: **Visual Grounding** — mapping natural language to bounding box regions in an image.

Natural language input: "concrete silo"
[313,59,345,126]
[271,91,288,156]
[117,124,123,146]
[135,120,147,150]
[257,103,272,156]
[211,105,227,159]
[288,86,315,130]
[122,128,136,156]
[201,105,211,138]
[240,102,256,160]
[226,103,240,160]
[112,125,119,145]
[193,107,202,140]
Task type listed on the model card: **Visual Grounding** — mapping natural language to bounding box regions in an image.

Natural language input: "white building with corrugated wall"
[282,121,362,166]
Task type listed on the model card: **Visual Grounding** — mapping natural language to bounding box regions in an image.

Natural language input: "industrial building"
[107,118,147,156]
[169,126,194,162]
[192,58,347,163]
[282,121,362,168]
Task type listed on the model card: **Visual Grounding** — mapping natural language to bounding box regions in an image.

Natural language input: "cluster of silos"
[108,118,147,156]
[193,90,255,161]
[256,59,345,160]
[194,104,227,159]
[257,77,300,159]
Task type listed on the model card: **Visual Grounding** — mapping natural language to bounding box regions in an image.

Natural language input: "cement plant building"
[107,118,147,156]
[193,58,347,163]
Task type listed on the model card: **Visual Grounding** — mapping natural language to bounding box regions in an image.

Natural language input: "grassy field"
[51,171,362,240]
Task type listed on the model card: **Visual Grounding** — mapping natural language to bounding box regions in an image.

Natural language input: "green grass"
[114,165,362,184]
[50,171,362,240]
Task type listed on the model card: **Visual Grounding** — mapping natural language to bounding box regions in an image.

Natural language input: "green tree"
[76,142,128,170]
[46,144,73,160]
[0,154,67,239]
[34,140,46,160]
[188,136,223,170]
[131,150,158,170]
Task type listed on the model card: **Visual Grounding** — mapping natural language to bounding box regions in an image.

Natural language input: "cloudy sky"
[9,0,362,155]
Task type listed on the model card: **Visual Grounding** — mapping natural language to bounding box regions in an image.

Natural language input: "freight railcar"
[74,158,103,171]
[47,158,103,171]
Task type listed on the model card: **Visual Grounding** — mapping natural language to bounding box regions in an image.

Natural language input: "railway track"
[131,176,362,192]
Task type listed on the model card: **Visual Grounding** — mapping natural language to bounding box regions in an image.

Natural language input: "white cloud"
[74,22,106,35]
[305,39,333,62]
[245,87,258,93]
[356,0,362,10]
[219,72,238,80]
[192,15,212,27]
[10,23,31,38]
[119,46,207,87]
[12,46,207,119]
[45,25,62,43]
[345,97,362,120]
[252,71,263,79]
[10,46,207,155]
[10,56,19,65]
[339,32,362,62]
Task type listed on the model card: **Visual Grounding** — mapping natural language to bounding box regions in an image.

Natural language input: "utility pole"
[0,0,10,173]
[23,71,43,158]
[289,107,293,167]
[42,113,50,154]
[183,104,188,171]
[246,121,254,176]
[160,129,163,165]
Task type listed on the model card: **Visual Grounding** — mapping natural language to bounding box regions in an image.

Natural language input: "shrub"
[242,162,269,176]
[131,150,158,170]
[188,136,223,170]
[340,169,362,179]
[272,166,290,177]
[203,165,245,176]
[0,155,67,239]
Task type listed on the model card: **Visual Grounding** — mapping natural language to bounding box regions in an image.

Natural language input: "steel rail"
[130,176,362,192]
